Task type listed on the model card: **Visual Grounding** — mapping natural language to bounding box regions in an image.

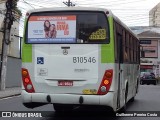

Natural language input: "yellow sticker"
[89,29,106,40]
[82,89,97,94]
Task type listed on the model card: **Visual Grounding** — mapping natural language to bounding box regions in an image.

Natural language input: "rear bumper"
[21,90,117,111]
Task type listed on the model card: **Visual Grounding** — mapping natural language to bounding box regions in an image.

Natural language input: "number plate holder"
[58,81,73,86]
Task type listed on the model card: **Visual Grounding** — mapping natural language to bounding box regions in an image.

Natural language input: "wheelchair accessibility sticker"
[37,57,44,64]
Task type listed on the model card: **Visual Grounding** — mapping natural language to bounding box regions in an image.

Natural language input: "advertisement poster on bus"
[27,15,76,43]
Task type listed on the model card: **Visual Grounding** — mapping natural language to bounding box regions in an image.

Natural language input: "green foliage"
[12,0,22,18]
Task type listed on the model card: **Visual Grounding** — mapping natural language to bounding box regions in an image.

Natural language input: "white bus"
[21,7,140,112]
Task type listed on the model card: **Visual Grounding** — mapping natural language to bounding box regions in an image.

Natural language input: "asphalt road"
[0,85,160,120]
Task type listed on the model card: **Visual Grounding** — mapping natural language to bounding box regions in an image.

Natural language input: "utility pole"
[63,0,75,7]
[0,0,14,90]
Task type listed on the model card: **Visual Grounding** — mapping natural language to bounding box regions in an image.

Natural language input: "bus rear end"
[21,8,116,111]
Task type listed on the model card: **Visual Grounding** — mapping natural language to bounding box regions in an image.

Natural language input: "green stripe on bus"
[22,19,32,63]
[22,44,32,63]
[101,16,115,63]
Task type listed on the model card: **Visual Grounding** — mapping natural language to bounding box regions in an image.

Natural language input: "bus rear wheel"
[130,97,135,102]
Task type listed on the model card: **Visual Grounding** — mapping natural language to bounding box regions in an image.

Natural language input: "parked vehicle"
[140,72,157,85]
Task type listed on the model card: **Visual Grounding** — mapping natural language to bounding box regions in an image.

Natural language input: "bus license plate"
[58,81,73,86]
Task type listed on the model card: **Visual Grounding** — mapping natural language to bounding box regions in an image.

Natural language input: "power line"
[22,0,35,9]
[63,0,75,7]
[77,0,148,6]
[16,0,157,32]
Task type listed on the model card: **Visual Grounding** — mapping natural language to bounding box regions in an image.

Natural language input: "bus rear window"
[26,12,109,44]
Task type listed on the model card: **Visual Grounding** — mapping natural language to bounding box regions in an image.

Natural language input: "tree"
[12,0,22,20]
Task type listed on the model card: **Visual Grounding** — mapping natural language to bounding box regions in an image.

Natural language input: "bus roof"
[27,7,138,40]
[27,7,112,15]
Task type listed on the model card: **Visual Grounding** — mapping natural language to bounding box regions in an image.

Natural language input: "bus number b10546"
[73,57,96,63]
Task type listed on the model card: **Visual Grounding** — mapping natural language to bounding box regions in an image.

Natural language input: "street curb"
[0,87,21,99]
[0,93,21,99]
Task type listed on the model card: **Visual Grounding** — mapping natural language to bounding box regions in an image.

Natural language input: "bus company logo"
[2,112,11,117]
[63,49,68,55]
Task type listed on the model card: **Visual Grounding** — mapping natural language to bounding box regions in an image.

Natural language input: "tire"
[130,97,135,102]
[136,82,139,94]
[140,81,143,85]
[53,104,73,112]
[130,82,137,102]
[154,81,157,85]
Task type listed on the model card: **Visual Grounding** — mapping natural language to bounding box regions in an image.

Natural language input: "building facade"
[131,26,160,77]
[149,2,160,26]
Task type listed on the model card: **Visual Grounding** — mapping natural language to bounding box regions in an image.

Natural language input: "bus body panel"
[21,89,117,111]
[34,44,99,79]
[22,57,116,94]
[24,44,102,94]
[21,7,139,112]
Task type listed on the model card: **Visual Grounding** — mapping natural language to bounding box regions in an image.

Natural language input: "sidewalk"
[0,87,21,99]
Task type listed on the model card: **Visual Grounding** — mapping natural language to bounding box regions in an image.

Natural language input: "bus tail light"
[22,68,35,93]
[97,69,113,95]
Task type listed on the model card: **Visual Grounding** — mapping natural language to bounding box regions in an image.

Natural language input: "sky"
[17,0,160,36]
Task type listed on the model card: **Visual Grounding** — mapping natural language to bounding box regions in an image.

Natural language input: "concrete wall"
[0,57,21,88]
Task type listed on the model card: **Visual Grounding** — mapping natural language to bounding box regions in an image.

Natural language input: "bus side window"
[114,21,123,63]
[117,33,123,63]
[124,50,127,60]
[123,30,128,62]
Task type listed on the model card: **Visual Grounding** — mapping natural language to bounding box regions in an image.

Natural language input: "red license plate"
[58,81,73,86]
